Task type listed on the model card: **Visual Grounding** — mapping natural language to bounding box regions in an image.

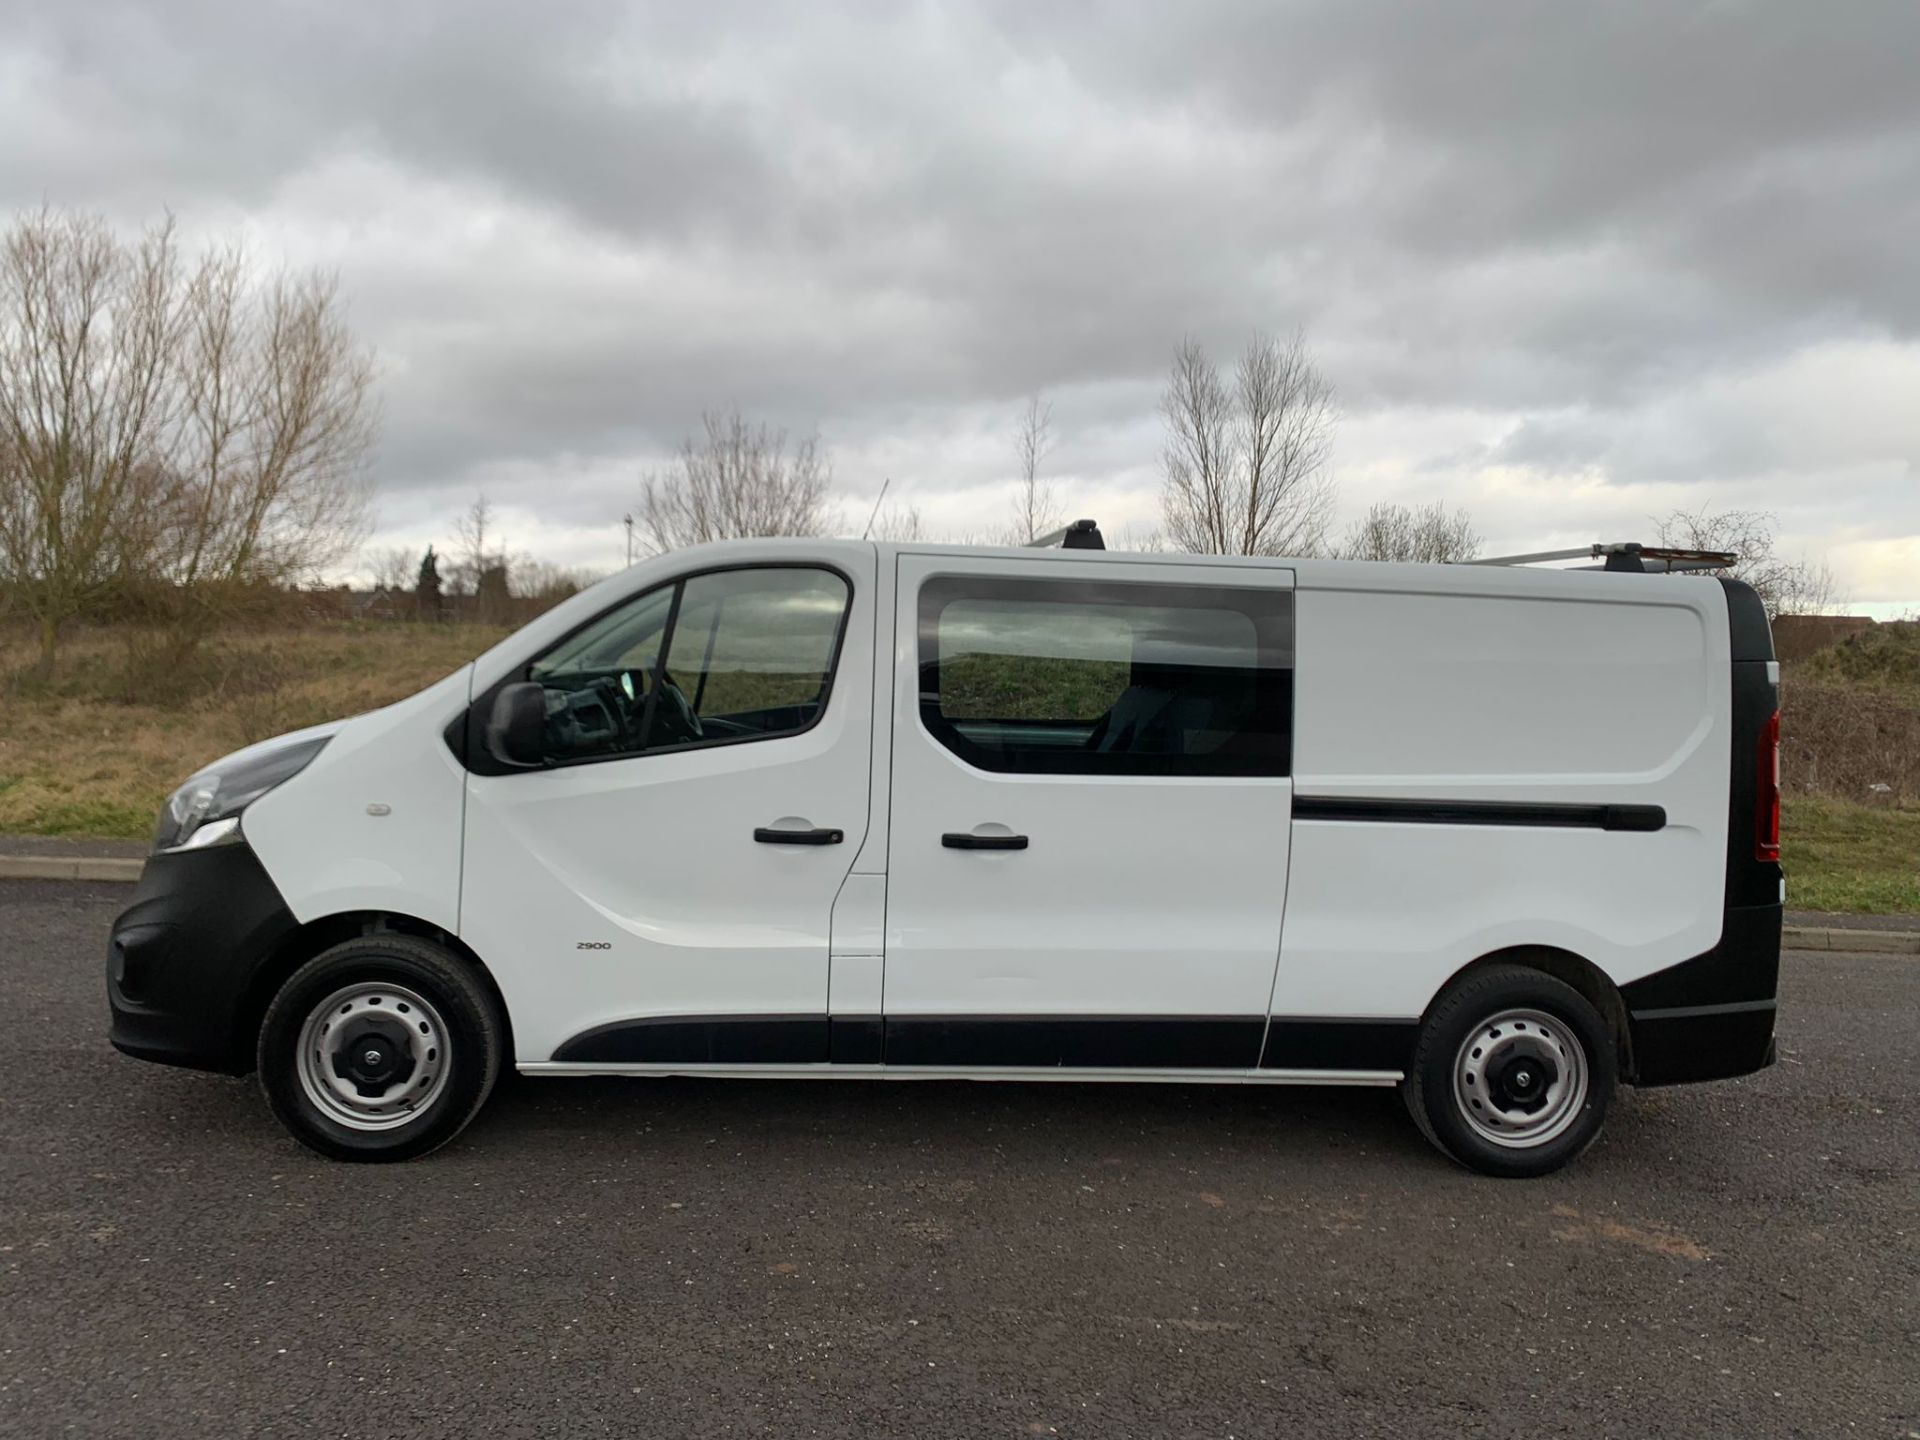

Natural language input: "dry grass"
[0,622,509,837]
[1781,680,1920,804]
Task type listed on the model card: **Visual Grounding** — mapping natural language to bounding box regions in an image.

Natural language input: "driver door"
[460,554,875,1065]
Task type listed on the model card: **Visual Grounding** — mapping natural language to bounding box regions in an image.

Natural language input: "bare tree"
[0,207,376,664]
[511,556,596,605]
[1653,505,1838,617]
[1007,392,1061,543]
[1337,501,1481,564]
[1160,331,1337,558]
[148,262,375,612]
[449,493,516,622]
[366,545,417,592]
[866,500,927,542]
[636,410,831,552]
[0,210,181,665]
[451,493,497,597]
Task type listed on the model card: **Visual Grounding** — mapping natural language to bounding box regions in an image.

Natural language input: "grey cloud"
[1,0,1916,602]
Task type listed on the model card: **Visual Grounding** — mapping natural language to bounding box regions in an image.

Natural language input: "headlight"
[153,736,331,853]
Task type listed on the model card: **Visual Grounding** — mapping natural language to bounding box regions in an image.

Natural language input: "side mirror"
[486,682,548,768]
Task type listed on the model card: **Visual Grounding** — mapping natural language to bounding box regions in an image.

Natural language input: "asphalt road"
[2,880,1914,1439]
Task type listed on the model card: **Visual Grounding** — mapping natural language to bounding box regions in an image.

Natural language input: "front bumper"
[1622,902,1782,1087]
[107,841,301,1074]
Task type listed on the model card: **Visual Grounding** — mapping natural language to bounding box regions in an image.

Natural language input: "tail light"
[1755,709,1781,863]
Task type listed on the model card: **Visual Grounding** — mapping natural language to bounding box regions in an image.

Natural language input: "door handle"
[754,826,844,845]
[942,832,1029,851]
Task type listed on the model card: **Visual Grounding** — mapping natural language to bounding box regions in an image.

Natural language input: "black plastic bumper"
[107,841,302,1075]
[1622,902,1781,1087]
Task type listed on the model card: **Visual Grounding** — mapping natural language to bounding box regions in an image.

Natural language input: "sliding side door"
[882,554,1296,1070]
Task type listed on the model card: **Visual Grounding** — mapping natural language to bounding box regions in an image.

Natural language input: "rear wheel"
[258,935,504,1162]
[1403,964,1616,1178]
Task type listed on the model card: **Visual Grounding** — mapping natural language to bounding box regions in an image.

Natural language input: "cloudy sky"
[5,1,1915,610]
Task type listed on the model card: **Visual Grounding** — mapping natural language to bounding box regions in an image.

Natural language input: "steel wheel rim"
[295,982,451,1132]
[1452,1007,1588,1149]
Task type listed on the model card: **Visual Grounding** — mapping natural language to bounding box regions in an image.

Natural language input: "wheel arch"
[232,911,513,1073]
[1427,946,1635,1082]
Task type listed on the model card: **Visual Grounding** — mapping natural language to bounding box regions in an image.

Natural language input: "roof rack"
[1466,542,1738,574]
[1026,518,1106,551]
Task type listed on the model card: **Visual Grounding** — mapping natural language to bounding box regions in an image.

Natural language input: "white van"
[108,530,1783,1177]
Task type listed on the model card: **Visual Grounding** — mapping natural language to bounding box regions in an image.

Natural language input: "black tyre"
[1402,964,1616,1178]
[257,935,505,1162]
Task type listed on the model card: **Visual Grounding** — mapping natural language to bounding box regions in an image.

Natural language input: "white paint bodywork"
[1274,564,1729,1022]
[235,537,1735,1076]
[459,541,876,1060]
[883,553,1295,1022]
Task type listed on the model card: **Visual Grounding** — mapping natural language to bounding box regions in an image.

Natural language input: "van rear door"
[880,554,1296,1069]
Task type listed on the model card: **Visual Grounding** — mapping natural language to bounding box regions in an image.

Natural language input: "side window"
[527,566,850,765]
[664,569,850,738]
[919,575,1292,776]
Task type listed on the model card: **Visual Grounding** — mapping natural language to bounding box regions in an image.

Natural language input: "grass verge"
[1781,796,1920,915]
[0,622,508,838]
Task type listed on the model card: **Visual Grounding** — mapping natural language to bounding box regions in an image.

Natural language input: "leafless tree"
[1160,331,1337,558]
[451,493,499,597]
[148,261,376,610]
[0,207,376,664]
[1007,392,1061,543]
[1653,505,1838,617]
[1337,501,1481,564]
[866,500,927,542]
[511,556,596,605]
[449,493,517,621]
[0,211,181,664]
[636,410,831,552]
[1113,524,1167,553]
[366,545,417,592]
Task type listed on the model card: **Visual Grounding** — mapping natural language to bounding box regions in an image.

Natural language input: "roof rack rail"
[1465,541,1738,574]
[1027,518,1106,551]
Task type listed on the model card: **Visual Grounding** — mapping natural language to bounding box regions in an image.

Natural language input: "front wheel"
[1402,964,1617,1178]
[258,935,505,1162]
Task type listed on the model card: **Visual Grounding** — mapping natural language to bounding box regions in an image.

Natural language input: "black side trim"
[547,1014,1426,1072]
[1630,998,1776,1022]
[552,1014,829,1064]
[1293,797,1666,832]
[882,1016,1265,1068]
[829,1016,884,1064]
[1259,1018,1417,1071]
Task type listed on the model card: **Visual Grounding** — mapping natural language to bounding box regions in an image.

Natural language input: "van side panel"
[1271,572,1731,1030]
[246,666,474,934]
